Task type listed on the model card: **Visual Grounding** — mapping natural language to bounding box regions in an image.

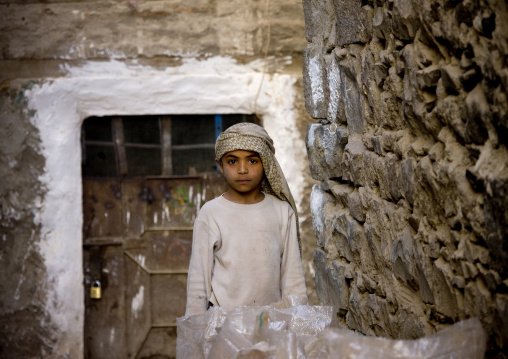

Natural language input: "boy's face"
[216,150,264,197]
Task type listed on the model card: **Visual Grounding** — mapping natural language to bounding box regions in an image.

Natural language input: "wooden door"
[82,174,226,359]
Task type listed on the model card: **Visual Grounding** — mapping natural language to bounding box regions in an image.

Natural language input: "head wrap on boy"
[215,122,301,253]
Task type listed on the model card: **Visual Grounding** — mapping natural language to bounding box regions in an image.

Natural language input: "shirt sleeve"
[280,206,308,302]
[185,216,219,316]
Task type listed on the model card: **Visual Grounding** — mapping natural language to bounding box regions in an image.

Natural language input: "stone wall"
[1,0,306,60]
[0,1,314,358]
[302,0,507,356]
[0,86,54,357]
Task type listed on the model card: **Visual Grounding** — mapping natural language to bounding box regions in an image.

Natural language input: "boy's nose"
[238,161,248,174]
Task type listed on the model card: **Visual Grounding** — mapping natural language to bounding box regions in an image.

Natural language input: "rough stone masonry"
[302,0,507,356]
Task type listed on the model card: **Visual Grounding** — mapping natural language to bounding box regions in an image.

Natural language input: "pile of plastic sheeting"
[176,298,486,359]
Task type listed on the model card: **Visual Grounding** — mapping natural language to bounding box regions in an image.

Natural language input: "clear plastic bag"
[177,296,335,359]
[208,306,272,359]
[322,318,486,359]
[177,299,486,359]
[176,306,228,359]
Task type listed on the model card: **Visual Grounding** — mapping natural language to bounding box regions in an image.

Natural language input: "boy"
[185,123,307,316]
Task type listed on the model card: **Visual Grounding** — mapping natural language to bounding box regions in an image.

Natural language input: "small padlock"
[90,280,102,300]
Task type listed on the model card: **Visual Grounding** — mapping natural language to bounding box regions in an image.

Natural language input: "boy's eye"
[249,159,259,164]
[228,159,236,164]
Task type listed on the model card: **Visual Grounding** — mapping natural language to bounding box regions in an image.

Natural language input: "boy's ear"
[215,158,223,173]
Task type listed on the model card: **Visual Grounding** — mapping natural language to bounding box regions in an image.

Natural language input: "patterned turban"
[215,122,301,253]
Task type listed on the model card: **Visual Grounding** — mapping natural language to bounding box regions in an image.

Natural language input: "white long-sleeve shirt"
[185,193,307,316]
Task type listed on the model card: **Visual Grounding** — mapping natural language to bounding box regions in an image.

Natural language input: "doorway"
[81,114,258,358]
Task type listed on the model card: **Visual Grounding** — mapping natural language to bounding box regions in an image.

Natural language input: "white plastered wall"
[25,56,307,357]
